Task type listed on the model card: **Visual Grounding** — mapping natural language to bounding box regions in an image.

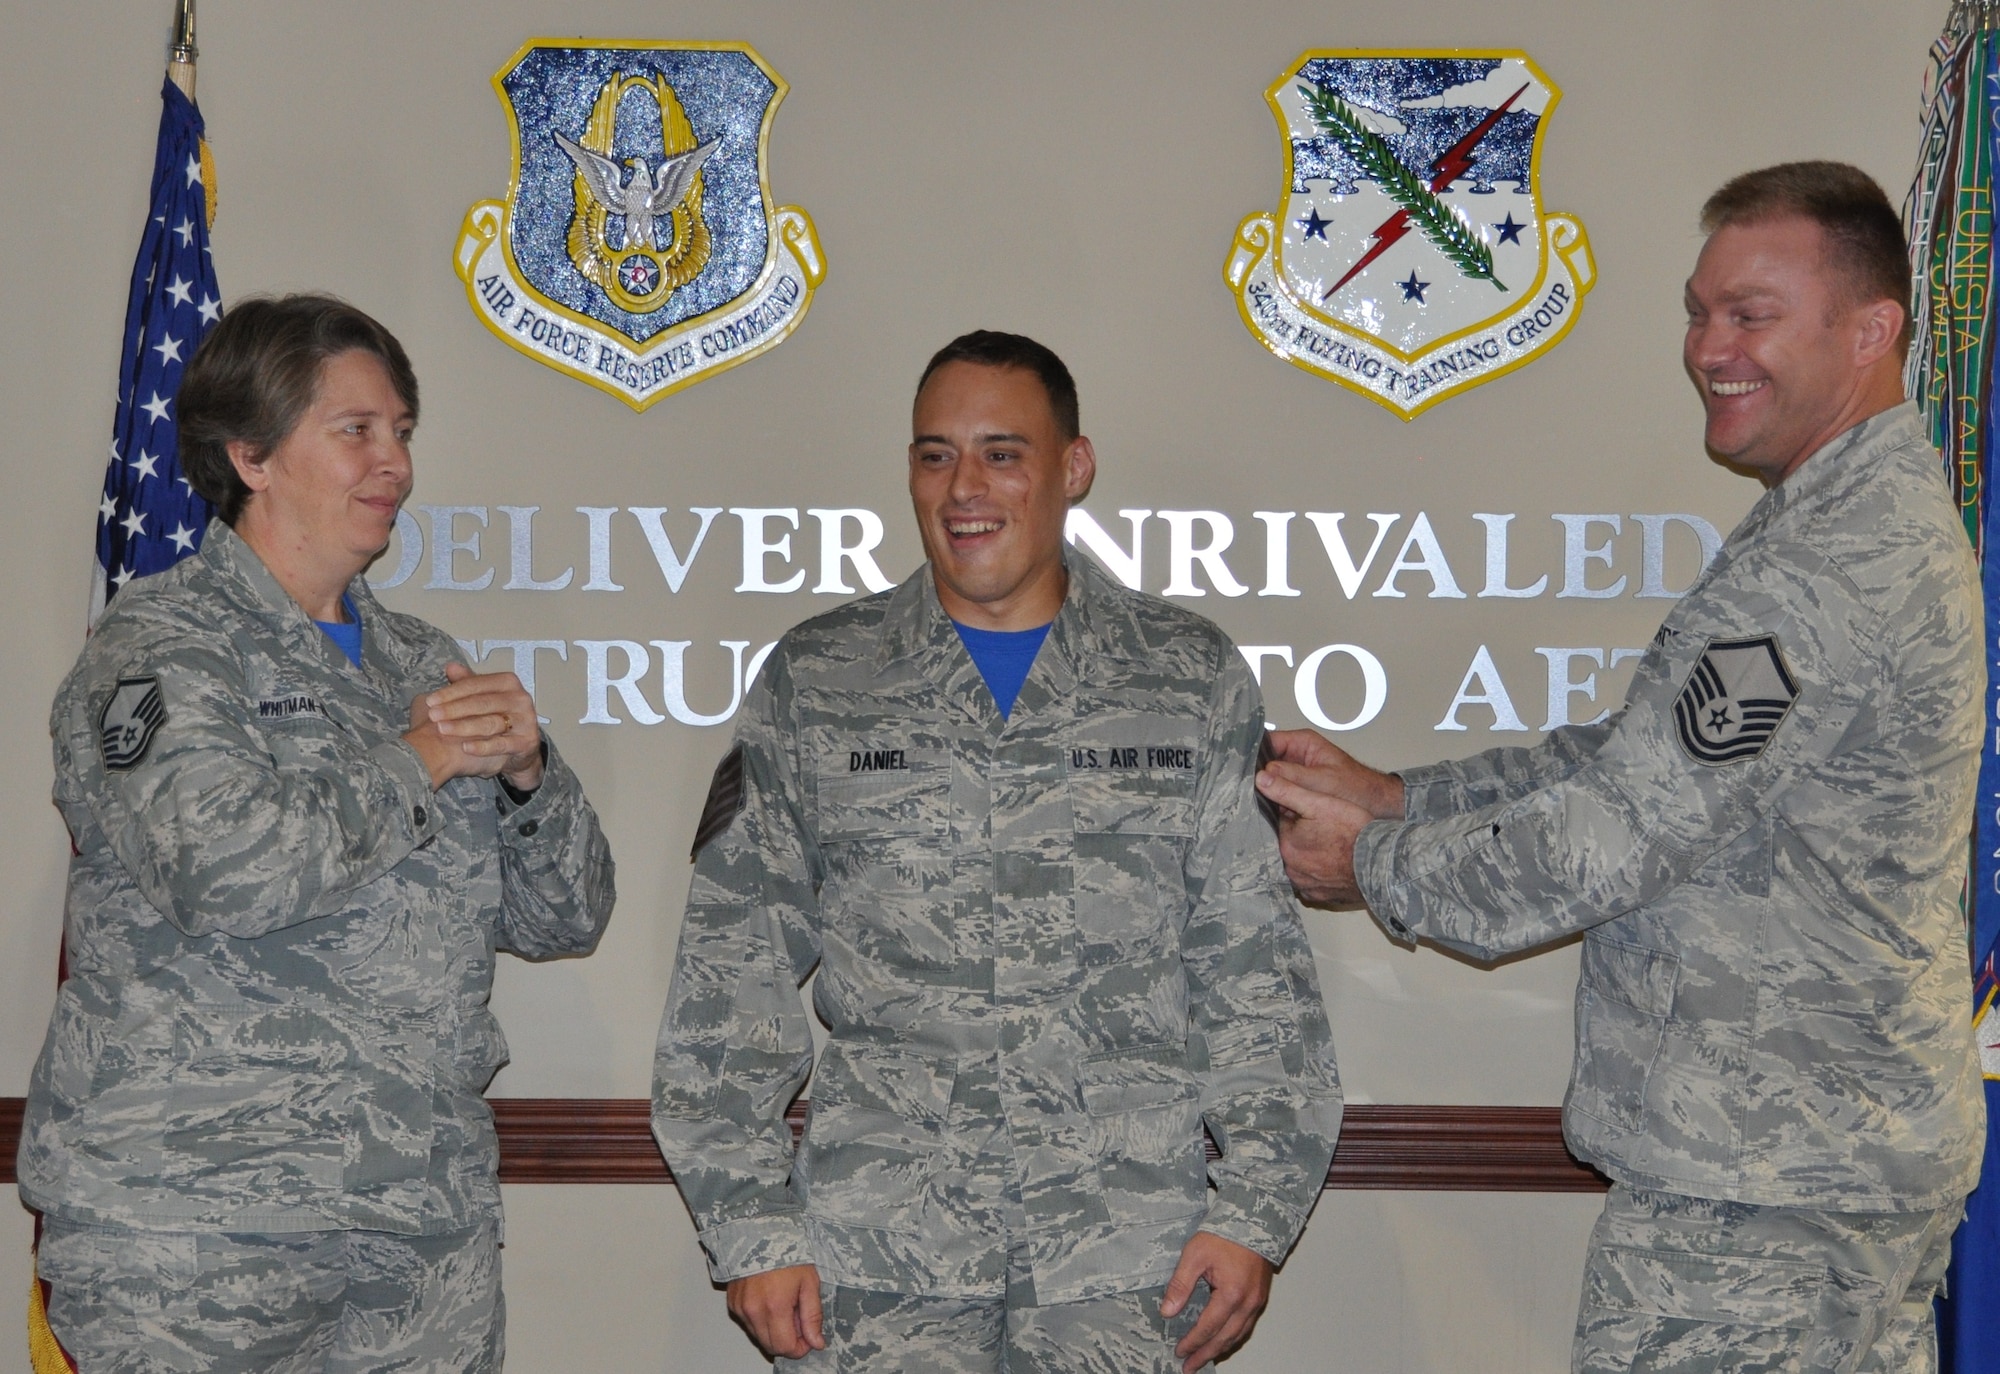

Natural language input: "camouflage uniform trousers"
[36,1216,502,1373]
[778,1247,1213,1374]
[1572,1185,1963,1373]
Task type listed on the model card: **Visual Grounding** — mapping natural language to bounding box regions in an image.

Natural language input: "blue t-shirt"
[313,595,363,668]
[953,620,1052,719]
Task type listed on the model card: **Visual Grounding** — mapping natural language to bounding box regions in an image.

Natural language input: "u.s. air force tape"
[1672,634,1799,766]
[691,743,746,860]
[99,675,166,772]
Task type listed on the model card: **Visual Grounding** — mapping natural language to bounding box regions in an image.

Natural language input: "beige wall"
[0,3,1947,1370]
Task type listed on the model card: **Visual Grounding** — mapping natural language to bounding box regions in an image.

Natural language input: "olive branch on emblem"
[1300,83,1506,293]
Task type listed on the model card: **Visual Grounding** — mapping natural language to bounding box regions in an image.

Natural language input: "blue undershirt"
[313,595,363,668]
[952,620,1052,719]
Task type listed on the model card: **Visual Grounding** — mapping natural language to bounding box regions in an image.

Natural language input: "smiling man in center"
[653,331,1341,1373]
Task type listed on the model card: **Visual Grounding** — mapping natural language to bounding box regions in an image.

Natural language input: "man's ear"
[1064,435,1097,503]
[1852,297,1906,371]
[225,438,270,493]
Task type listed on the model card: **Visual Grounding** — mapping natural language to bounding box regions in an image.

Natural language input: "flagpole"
[167,0,195,100]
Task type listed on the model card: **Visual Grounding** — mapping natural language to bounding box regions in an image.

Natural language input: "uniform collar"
[1757,402,1924,520]
[195,518,316,628]
[192,518,406,677]
[875,550,1151,726]
[1713,402,1923,558]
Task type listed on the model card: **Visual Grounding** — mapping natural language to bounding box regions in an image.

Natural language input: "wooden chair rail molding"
[0,1098,1609,1192]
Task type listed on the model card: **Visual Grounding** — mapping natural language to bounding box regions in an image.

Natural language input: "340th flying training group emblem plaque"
[455,41,824,409]
[1226,52,1594,419]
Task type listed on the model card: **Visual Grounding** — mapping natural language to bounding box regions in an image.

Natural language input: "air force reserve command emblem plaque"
[1225,52,1594,419]
[455,41,824,410]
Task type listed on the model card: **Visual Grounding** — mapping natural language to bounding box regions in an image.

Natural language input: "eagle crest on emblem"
[557,72,719,313]
[456,40,824,409]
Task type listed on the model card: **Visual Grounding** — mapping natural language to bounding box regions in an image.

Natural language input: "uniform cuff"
[697,1211,818,1284]
[1199,1184,1308,1267]
[370,739,446,844]
[497,740,549,806]
[497,737,577,829]
[1354,820,1416,942]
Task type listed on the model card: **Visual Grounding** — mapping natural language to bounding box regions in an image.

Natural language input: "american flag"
[90,76,221,624]
[31,63,226,1374]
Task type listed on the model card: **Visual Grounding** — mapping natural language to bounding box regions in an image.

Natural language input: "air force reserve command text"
[473,270,804,399]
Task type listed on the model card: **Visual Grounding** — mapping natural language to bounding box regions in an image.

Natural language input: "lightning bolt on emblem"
[1316,82,1529,299]
[1222,49,1597,420]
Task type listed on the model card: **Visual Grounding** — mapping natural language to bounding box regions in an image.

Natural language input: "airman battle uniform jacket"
[1356,404,1985,1211]
[653,556,1341,1303]
[18,522,616,1235]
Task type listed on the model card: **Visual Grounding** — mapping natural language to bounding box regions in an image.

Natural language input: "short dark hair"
[916,331,1079,441]
[1700,161,1912,349]
[178,294,419,525]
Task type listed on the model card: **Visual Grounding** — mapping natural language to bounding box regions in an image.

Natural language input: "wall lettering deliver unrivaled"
[375,501,1719,734]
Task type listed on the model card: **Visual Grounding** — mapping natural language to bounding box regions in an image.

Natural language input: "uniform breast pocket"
[814,751,955,967]
[798,1041,957,1235]
[1068,747,1196,955]
[257,709,352,769]
[814,750,950,842]
[1569,934,1680,1134]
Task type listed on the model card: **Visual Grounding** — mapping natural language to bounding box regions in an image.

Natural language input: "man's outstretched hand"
[726,1264,826,1361]
[1162,1231,1273,1372]
[1255,729,1403,907]
[1262,730,1404,819]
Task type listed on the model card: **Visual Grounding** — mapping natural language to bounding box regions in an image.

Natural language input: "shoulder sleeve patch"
[1672,635,1799,766]
[691,743,746,860]
[99,675,167,772]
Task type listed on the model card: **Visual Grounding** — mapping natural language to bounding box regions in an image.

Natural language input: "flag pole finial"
[167,0,196,99]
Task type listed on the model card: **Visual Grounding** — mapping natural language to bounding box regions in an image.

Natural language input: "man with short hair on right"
[1256,161,1986,1371]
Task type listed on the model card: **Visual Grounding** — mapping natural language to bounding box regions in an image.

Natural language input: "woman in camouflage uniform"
[18,295,616,1373]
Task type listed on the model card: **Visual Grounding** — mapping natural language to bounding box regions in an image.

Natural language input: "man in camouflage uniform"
[653,332,1341,1373]
[19,296,616,1371]
[1257,164,1987,1372]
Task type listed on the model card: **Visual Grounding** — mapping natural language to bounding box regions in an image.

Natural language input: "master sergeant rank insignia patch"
[1673,636,1799,766]
[99,675,166,772]
[691,743,746,860]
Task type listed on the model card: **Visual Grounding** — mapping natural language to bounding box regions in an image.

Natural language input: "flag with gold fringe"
[1906,2,2000,1369]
